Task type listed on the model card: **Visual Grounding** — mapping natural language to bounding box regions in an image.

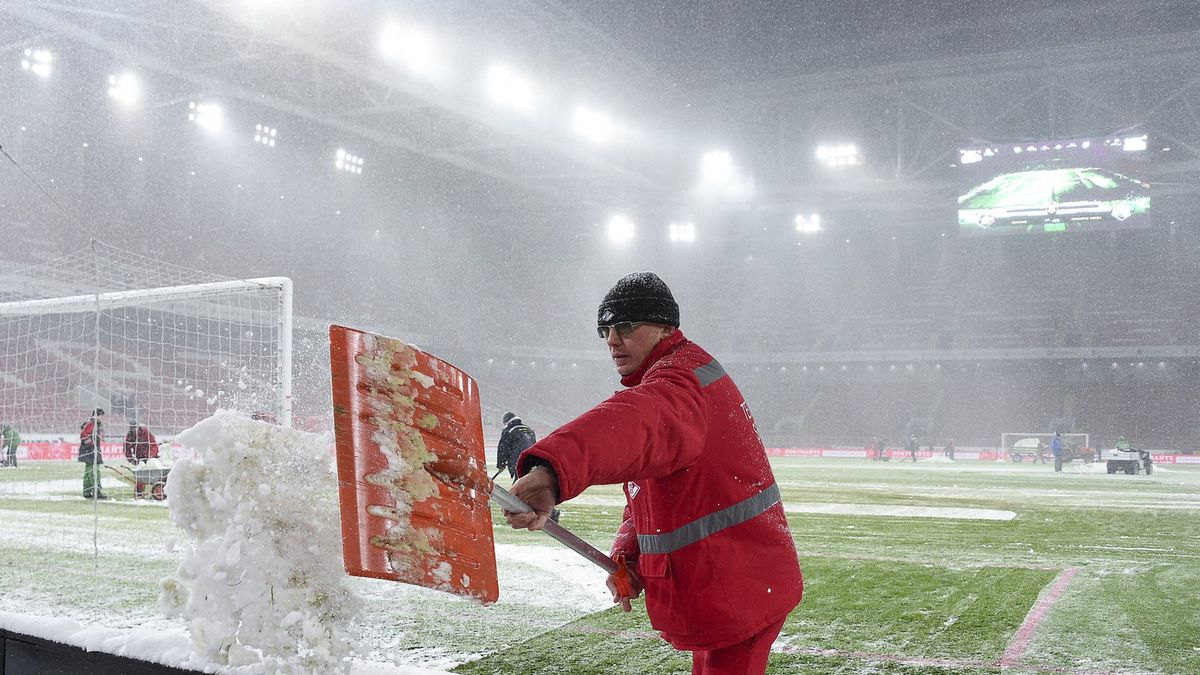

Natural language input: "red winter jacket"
[123,425,160,464]
[517,330,803,650]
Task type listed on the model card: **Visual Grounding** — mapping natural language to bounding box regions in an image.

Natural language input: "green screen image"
[956,137,1152,235]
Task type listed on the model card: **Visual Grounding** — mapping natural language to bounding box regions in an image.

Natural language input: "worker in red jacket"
[79,408,108,500]
[123,420,160,465]
[505,272,803,674]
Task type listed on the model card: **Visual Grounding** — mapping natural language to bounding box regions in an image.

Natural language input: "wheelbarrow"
[105,463,171,500]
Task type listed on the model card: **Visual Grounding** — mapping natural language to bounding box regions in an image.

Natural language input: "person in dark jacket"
[496,412,536,482]
[1051,431,1063,472]
[79,408,108,499]
[907,435,919,462]
[497,412,560,522]
[504,272,802,674]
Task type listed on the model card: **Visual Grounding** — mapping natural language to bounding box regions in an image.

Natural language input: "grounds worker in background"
[496,412,535,482]
[1051,431,1064,472]
[79,407,107,499]
[123,420,160,466]
[0,423,19,468]
[504,271,803,675]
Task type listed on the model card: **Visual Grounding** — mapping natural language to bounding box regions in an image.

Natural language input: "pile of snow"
[159,411,362,674]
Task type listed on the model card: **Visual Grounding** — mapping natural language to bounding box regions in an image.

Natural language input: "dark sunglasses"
[597,321,647,339]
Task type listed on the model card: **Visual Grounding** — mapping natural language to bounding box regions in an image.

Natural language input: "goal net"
[1000,432,1090,458]
[0,240,292,442]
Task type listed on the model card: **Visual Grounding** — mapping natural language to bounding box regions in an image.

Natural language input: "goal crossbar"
[0,277,291,315]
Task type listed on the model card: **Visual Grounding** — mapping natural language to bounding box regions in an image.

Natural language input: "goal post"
[0,246,293,436]
[1000,432,1090,456]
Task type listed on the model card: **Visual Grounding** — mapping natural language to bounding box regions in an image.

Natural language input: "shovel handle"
[491,484,618,575]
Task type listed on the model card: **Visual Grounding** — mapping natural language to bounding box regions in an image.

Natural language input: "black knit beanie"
[597,272,680,327]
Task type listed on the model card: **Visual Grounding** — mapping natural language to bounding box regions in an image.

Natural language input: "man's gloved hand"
[606,556,644,612]
[503,464,559,531]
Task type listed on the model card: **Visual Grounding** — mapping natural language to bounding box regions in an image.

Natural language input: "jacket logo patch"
[627,481,640,500]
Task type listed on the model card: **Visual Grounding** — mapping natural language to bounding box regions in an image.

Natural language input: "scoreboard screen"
[956,135,1150,235]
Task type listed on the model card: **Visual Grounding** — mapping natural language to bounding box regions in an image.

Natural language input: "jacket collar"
[619,329,685,387]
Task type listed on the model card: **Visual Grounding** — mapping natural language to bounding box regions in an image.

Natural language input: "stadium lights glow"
[1122,135,1148,152]
[20,48,53,78]
[378,23,438,77]
[188,101,223,133]
[335,148,364,174]
[254,123,277,147]
[107,72,141,106]
[699,150,734,183]
[816,143,861,167]
[572,106,617,145]
[606,215,635,243]
[485,64,533,113]
[668,221,696,243]
[794,213,821,233]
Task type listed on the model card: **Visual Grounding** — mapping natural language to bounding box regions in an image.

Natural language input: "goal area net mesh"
[0,240,291,438]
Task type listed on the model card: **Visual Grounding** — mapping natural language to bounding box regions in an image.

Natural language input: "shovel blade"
[330,324,498,604]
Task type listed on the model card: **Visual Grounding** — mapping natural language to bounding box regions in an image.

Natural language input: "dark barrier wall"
[1,628,198,675]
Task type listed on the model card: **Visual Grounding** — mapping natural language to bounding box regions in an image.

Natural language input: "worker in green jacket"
[0,423,19,468]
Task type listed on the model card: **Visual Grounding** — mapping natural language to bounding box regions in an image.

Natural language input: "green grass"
[455,559,1055,675]
[2,458,1199,673]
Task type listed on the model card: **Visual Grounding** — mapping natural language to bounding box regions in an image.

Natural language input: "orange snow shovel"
[330,325,621,605]
[330,324,500,603]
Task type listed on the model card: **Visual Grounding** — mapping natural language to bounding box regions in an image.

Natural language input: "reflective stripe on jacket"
[518,330,803,649]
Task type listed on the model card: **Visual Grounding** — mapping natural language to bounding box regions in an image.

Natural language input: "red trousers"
[690,616,786,675]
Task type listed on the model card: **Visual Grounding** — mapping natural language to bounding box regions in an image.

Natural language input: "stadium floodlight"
[668,221,696,243]
[485,64,533,113]
[20,48,53,78]
[606,214,635,243]
[572,106,617,145]
[335,147,364,174]
[695,149,753,200]
[107,72,141,106]
[960,149,983,165]
[1122,135,1148,152]
[378,22,438,78]
[188,101,223,133]
[794,213,822,234]
[254,123,278,147]
[699,150,734,183]
[815,143,861,168]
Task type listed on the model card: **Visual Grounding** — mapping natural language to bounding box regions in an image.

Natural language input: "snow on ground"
[491,543,613,610]
[4,450,1198,672]
[0,411,617,674]
[1,478,82,495]
[0,539,613,673]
